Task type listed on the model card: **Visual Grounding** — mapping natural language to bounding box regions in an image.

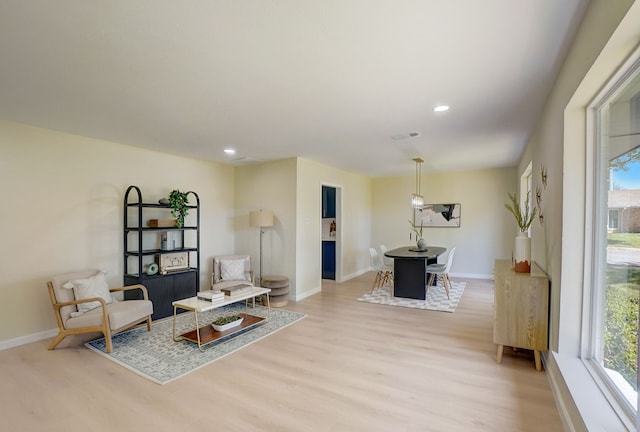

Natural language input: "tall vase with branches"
[504,192,536,272]
[504,192,536,232]
[408,220,427,250]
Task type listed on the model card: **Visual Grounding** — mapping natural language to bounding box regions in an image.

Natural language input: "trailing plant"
[504,192,536,232]
[168,189,189,228]
[212,314,242,326]
[408,219,424,239]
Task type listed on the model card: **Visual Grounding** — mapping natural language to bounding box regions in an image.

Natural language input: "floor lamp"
[249,209,274,287]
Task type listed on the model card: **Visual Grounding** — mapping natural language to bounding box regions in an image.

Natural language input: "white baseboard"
[545,353,582,432]
[339,267,371,282]
[0,328,57,351]
[1,270,489,351]
[295,286,321,301]
[450,272,494,280]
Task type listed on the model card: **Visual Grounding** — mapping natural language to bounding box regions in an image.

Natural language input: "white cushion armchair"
[211,255,255,291]
[47,269,153,353]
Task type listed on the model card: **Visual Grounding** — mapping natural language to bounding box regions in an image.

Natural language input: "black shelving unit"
[123,185,200,319]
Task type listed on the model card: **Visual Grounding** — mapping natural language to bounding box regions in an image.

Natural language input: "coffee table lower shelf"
[176,313,265,351]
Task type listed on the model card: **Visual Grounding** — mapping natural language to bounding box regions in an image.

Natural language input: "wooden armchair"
[47,269,153,353]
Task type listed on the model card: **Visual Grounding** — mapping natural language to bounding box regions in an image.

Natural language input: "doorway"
[321,185,341,280]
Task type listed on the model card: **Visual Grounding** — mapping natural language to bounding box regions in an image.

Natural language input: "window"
[589,60,640,416]
[609,209,619,230]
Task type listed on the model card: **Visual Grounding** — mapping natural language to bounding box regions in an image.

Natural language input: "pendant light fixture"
[411,157,424,208]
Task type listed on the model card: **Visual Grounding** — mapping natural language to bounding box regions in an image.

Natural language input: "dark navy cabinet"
[322,186,336,218]
[322,241,336,280]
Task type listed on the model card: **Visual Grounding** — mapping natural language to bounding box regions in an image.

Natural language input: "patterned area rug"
[356,281,466,313]
[85,304,305,385]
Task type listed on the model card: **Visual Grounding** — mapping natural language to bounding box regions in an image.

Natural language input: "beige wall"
[0,120,235,342]
[296,158,372,296]
[371,167,516,277]
[234,157,372,301]
[528,0,637,349]
[517,1,638,430]
[234,158,298,294]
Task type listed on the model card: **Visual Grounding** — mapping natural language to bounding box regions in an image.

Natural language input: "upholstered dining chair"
[425,247,456,299]
[47,269,153,353]
[369,247,393,293]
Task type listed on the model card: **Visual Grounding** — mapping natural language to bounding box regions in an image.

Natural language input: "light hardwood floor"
[0,274,564,431]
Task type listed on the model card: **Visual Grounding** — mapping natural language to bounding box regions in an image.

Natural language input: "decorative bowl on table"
[212,315,244,332]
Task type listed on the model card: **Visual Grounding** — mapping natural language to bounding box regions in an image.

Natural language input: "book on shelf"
[197,290,225,302]
[221,283,253,296]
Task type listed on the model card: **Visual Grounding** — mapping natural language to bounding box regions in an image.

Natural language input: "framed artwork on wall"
[414,203,461,228]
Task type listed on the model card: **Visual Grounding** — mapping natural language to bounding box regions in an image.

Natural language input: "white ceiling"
[0,0,588,177]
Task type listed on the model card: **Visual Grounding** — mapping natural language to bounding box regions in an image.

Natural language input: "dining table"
[384,246,447,300]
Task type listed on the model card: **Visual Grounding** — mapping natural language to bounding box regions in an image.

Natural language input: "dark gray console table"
[384,246,447,300]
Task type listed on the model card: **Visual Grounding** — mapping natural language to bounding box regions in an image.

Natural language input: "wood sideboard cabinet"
[493,259,549,371]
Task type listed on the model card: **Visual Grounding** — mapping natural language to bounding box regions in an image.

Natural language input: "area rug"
[356,281,466,313]
[85,304,305,385]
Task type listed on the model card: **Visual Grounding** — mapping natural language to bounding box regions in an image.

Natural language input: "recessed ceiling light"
[433,105,450,112]
[224,148,236,155]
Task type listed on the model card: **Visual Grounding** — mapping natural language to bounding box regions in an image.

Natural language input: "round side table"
[261,275,289,307]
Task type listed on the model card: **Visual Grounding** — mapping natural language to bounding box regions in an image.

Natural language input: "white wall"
[0,120,235,342]
[371,167,516,277]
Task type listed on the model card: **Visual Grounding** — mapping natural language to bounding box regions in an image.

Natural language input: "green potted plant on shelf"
[212,314,244,332]
[168,189,190,228]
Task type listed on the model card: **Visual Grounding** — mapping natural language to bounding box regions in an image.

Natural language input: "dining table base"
[393,256,438,299]
[384,246,447,300]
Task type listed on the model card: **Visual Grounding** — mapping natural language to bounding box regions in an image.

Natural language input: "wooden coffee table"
[172,286,271,351]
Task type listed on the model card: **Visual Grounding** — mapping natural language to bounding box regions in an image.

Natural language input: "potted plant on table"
[504,192,537,273]
[408,220,427,251]
[211,314,244,332]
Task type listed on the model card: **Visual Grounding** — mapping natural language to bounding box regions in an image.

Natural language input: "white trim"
[294,286,321,302]
[581,44,640,422]
[449,272,494,280]
[0,328,57,351]
[548,351,633,431]
[340,267,371,282]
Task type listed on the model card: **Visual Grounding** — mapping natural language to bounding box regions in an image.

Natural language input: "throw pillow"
[63,271,113,317]
[220,259,248,281]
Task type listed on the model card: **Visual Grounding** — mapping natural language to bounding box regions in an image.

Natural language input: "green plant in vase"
[168,189,190,228]
[504,192,536,232]
[408,220,427,250]
[504,192,536,273]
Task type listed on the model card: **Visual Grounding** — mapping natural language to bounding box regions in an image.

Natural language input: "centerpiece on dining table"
[408,220,427,251]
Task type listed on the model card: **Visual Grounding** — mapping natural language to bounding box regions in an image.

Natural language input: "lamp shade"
[250,209,274,228]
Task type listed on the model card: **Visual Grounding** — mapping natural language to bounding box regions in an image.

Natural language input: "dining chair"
[379,244,394,267]
[425,247,456,299]
[369,247,393,293]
